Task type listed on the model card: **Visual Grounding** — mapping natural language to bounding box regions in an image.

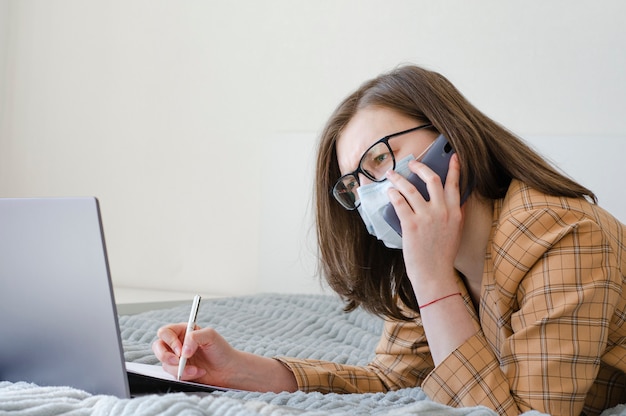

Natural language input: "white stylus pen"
[177,294,202,381]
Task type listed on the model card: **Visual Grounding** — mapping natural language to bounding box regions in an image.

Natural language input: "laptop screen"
[0,197,130,398]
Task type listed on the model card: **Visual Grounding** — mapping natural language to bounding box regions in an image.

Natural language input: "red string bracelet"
[419,292,461,309]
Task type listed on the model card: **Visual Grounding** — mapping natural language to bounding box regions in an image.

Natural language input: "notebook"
[0,197,226,397]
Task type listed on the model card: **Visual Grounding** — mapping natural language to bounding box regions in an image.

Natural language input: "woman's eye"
[372,152,390,166]
[345,178,358,191]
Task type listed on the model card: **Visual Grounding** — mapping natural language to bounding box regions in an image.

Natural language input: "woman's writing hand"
[152,323,298,392]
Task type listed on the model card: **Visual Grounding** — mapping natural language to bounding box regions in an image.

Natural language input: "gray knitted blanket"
[1,293,623,415]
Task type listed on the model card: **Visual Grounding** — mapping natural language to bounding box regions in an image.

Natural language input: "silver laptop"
[0,197,131,397]
[0,197,223,397]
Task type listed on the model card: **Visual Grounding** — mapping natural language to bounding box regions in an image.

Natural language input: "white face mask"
[356,154,415,249]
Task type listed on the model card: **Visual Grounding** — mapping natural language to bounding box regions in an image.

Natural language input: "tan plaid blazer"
[277,180,626,416]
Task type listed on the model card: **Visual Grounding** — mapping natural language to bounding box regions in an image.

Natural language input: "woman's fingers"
[155,323,186,355]
[386,154,461,212]
[385,163,440,214]
[443,154,461,206]
[180,327,232,382]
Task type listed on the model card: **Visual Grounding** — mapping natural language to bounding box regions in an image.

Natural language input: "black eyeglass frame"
[332,123,433,210]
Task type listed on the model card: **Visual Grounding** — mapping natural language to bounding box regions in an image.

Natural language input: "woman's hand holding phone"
[387,154,478,366]
[382,134,466,235]
[384,152,465,296]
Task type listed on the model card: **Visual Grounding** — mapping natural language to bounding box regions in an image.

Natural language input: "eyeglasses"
[332,123,433,210]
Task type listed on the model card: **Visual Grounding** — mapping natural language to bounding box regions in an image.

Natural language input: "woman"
[153,65,626,415]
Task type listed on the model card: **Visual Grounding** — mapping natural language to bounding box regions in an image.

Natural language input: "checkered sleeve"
[423,203,622,415]
[275,317,435,393]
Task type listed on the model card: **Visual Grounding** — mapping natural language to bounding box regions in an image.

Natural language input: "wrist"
[409,269,459,306]
[419,292,462,309]
[236,351,298,393]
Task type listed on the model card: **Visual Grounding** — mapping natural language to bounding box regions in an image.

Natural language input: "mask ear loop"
[414,139,438,164]
[381,140,435,182]
[385,138,437,179]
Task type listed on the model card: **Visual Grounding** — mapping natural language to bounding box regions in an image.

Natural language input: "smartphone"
[382,134,469,236]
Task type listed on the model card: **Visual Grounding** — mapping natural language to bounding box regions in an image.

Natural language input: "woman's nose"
[358,173,375,186]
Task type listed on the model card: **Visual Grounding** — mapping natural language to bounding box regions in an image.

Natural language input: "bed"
[1,293,624,415]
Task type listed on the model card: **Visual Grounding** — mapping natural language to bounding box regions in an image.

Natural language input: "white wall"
[0,0,9,157]
[1,1,625,297]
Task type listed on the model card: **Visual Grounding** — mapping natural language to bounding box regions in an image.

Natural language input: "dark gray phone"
[382,134,469,235]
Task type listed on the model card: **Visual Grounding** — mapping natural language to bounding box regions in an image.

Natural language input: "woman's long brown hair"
[315,65,596,321]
